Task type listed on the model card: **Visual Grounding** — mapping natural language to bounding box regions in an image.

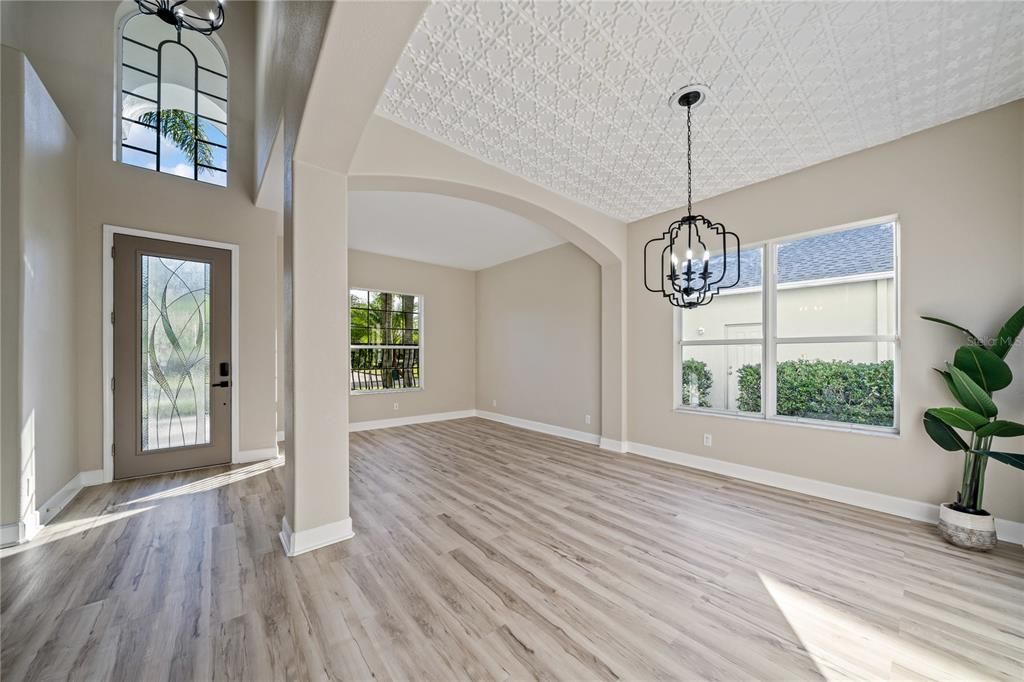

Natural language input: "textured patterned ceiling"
[377,1,1024,222]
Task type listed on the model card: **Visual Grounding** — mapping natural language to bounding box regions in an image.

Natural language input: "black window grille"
[119,14,228,186]
[349,290,421,392]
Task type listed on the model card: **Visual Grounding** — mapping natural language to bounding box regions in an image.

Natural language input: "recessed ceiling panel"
[348,191,565,270]
[378,2,1024,221]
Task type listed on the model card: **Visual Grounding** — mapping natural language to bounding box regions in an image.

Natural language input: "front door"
[112,234,232,479]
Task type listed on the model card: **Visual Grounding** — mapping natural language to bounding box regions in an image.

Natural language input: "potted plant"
[922,305,1024,550]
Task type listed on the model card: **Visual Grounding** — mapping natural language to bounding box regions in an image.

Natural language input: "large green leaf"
[921,316,985,348]
[991,305,1024,360]
[923,412,969,452]
[973,449,1024,472]
[975,420,1024,438]
[953,345,1012,393]
[925,407,988,432]
[933,368,957,398]
[946,364,998,418]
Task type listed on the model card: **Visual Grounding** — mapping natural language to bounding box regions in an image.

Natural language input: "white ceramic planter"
[938,503,997,551]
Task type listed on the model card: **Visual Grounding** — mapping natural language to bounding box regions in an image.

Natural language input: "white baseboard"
[0,524,20,547]
[347,408,604,448]
[39,475,84,527]
[475,410,601,445]
[995,518,1024,544]
[21,511,40,543]
[1,469,106,547]
[38,470,105,529]
[279,515,354,556]
[625,441,1024,545]
[599,437,627,453]
[276,430,285,442]
[236,447,280,464]
[79,469,104,487]
[350,409,476,432]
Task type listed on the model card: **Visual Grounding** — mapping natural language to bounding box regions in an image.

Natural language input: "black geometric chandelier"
[644,85,741,309]
[135,0,225,36]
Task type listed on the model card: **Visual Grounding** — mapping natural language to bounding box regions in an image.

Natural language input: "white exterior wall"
[681,277,894,410]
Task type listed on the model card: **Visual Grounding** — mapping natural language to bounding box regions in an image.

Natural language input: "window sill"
[118,159,230,190]
[351,387,423,396]
[672,406,900,439]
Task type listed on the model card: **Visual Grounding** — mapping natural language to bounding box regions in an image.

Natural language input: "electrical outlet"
[393,402,399,411]
[492,399,497,408]
[703,433,712,446]
[585,414,591,425]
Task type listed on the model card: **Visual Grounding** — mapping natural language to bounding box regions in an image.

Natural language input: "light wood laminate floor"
[2,417,1022,681]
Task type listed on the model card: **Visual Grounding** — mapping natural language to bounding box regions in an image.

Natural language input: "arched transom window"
[118,11,228,186]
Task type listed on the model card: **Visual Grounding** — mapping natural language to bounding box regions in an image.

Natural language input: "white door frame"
[102,224,240,483]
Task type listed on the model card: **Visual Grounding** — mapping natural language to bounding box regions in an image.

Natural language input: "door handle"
[211,380,231,388]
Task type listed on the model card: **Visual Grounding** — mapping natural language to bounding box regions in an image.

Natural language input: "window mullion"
[775,334,899,344]
[673,309,682,410]
[764,242,777,419]
[678,337,766,347]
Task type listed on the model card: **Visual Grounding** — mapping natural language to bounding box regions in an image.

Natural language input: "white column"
[280,158,352,556]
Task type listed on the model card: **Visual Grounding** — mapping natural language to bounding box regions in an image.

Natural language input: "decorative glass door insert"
[140,255,211,451]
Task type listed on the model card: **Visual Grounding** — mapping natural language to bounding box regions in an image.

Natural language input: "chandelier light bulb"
[685,249,693,261]
[703,250,710,262]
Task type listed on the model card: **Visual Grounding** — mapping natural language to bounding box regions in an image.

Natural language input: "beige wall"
[0,50,20,526]
[1,49,79,527]
[629,101,1024,522]
[2,1,281,475]
[348,250,476,423]
[476,243,602,436]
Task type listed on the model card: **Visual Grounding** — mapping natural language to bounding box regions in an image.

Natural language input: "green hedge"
[680,359,713,408]
[737,359,894,426]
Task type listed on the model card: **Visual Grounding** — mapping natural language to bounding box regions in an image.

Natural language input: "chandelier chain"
[686,103,693,217]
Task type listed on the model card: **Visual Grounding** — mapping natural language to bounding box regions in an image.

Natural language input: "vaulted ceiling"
[377,1,1024,222]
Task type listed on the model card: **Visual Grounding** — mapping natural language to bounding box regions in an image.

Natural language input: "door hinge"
[110,376,115,392]
[111,442,115,457]
[111,245,116,259]
[110,310,115,325]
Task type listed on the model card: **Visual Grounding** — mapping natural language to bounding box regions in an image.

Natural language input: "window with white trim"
[349,289,421,393]
[676,218,899,433]
[118,12,228,186]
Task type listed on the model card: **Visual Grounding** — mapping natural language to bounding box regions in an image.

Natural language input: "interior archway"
[348,175,620,267]
[347,174,627,449]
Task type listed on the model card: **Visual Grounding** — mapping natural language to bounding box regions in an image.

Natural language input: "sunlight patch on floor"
[2,459,281,558]
[759,571,895,679]
[110,458,281,508]
[1,505,156,558]
[759,571,1005,680]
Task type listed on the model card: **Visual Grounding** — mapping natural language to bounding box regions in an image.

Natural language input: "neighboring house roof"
[702,222,894,291]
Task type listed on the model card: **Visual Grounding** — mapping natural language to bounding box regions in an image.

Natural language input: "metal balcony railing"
[351,347,420,391]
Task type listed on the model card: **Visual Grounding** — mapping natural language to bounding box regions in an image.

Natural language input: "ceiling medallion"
[644,85,741,309]
[135,0,225,36]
